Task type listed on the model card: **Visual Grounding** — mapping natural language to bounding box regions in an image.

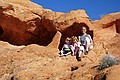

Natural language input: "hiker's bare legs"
[76,46,84,61]
[79,46,84,57]
[85,37,93,52]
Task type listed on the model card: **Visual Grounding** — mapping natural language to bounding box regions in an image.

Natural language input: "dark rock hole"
[11,76,14,80]
[101,75,106,80]
[93,73,106,80]
[71,66,79,71]
[0,24,57,46]
[0,25,4,36]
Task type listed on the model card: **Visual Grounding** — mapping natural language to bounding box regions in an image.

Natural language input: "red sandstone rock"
[0,0,94,47]
[106,65,120,80]
[0,0,120,80]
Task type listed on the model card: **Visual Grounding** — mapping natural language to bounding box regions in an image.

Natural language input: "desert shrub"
[98,54,118,70]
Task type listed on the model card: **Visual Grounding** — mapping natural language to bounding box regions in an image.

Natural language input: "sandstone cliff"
[0,0,120,80]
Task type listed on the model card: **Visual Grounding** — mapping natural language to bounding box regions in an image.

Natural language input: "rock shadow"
[26,18,57,46]
[0,17,57,46]
[0,25,4,36]
[116,19,120,33]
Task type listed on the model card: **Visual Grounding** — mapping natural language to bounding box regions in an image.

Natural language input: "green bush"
[98,54,118,70]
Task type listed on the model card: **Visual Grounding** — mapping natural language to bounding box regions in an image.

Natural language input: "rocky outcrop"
[92,12,120,56]
[92,12,120,43]
[0,0,56,46]
[0,0,120,48]
[92,12,120,30]
[0,0,120,80]
[0,40,100,80]
[0,0,94,47]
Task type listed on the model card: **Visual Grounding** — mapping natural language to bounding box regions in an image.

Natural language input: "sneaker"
[84,51,88,55]
[77,57,81,61]
[71,53,75,56]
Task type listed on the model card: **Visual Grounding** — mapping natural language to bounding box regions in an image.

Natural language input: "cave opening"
[59,22,93,50]
[0,24,57,46]
[38,31,57,46]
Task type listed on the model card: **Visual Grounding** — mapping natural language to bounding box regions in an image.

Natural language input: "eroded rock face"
[0,0,94,47]
[92,12,120,56]
[0,0,120,80]
[0,0,120,47]
[0,0,57,46]
[92,12,120,41]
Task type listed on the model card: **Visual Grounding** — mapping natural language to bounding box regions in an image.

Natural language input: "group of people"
[60,26,93,61]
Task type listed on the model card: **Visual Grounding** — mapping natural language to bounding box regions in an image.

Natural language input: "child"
[70,36,84,61]
[60,37,71,56]
[70,36,80,56]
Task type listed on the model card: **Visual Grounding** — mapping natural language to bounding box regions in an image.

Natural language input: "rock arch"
[59,22,93,50]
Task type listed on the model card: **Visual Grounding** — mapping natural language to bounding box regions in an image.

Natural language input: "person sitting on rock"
[78,26,93,55]
[60,37,71,56]
[70,36,80,56]
[69,36,85,61]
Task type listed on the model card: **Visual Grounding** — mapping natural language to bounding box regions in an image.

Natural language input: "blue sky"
[31,0,120,20]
